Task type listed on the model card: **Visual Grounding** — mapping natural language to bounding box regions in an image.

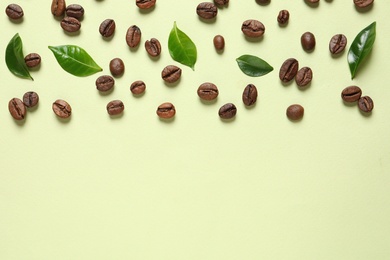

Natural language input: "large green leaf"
[236,55,273,77]
[168,22,197,70]
[5,33,33,80]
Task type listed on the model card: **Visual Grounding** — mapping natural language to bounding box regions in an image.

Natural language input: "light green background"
[1,1,389,259]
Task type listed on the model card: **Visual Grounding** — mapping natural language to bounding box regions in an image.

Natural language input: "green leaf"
[168,21,197,70]
[5,33,33,80]
[236,55,273,77]
[48,45,102,77]
[347,21,376,79]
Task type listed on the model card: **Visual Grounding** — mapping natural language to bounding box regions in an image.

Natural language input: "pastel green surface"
[1,1,389,260]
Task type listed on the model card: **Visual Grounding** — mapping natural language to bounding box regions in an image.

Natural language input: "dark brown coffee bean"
[301,32,316,51]
[295,67,313,87]
[277,10,289,25]
[242,84,258,106]
[213,35,225,51]
[197,2,218,19]
[61,16,81,32]
[286,104,304,120]
[241,19,265,38]
[341,86,362,103]
[22,91,39,108]
[358,96,374,113]
[130,80,146,95]
[8,98,26,120]
[126,25,142,48]
[51,0,66,17]
[197,82,219,101]
[279,58,299,83]
[156,102,176,119]
[256,0,270,4]
[161,65,181,83]
[136,0,156,9]
[96,75,115,92]
[145,38,161,57]
[109,58,125,77]
[214,0,229,6]
[329,34,347,55]
[65,4,84,19]
[99,19,116,38]
[354,0,374,8]
[107,100,124,115]
[6,4,23,19]
[219,103,237,119]
[52,99,71,118]
[24,53,41,68]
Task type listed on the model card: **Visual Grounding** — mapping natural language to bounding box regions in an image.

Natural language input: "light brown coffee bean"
[23,91,39,108]
[286,104,304,120]
[130,80,146,95]
[341,86,362,103]
[213,35,225,51]
[145,38,161,57]
[96,75,115,92]
[219,103,237,119]
[161,65,181,83]
[329,34,347,55]
[61,16,81,32]
[126,25,142,48]
[295,67,313,87]
[99,19,116,38]
[24,53,41,68]
[197,82,219,101]
[197,2,218,19]
[8,98,26,120]
[136,0,156,9]
[52,99,71,118]
[65,4,84,19]
[51,0,66,17]
[109,58,125,77]
[358,96,374,113]
[279,58,299,83]
[107,100,124,115]
[242,84,258,106]
[6,4,23,20]
[241,19,265,38]
[156,102,176,119]
[354,0,374,8]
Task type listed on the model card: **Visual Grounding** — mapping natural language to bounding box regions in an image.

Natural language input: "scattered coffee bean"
[329,34,347,55]
[354,0,374,8]
[61,16,81,32]
[145,38,161,57]
[66,4,84,19]
[341,86,362,103]
[107,100,124,115]
[256,0,270,4]
[277,10,289,25]
[96,75,115,92]
[51,0,66,17]
[6,4,23,20]
[358,96,374,113]
[8,98,26,120]
[24,53,41,68]
[306,0,319,3]
[301,32,316,51]
[130,80,146,95]
[197,82,219,101]
[241,19,265,38]
[161,65,181,83]
[126,25,142,48]
[219,103,237,119]
[136,0,156,9]
[52,99,71,118]
[22,91,39,108]
[213,35,225,51]
[242,84,258,106]
[279,58,299,83]
[99,19,116,38]
[295,67,313,87]
[214,0,229,6]
[286,104,304,121]
[109,58,125,77]
[156,102,176,119]
[196,2,218,19]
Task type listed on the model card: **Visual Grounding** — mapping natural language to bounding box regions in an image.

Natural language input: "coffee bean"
[130,80,146,95]
[277,10,289,25]
[219,103,237,119]
[341,86,362,103]
[66,4,84,19]
[214,0,229,6]
[286,104,304,121]
[279,58,299,83]
[241,19,265,38]
[242,84,258,106]
[161,65,181,83]
[295,67,313,87]
[24,53,41,68]
[256,0,270,4]
[96,75,115,92]
[301,32,316,51]
[145,38,161,57]
[106,100,124,115]
[109,58,125,77]
[99,19,116,38]
[51,0,66,17]
[156,102,176,119]
[6,4,23,20]
[136,0,156,9]
[197,82,219,101]
[213,35,225,51]
[61,16,81,32]
[8,98,26,120]
[52,99,71,118]
[329,34,347,55]
[197,2,218,19]
[358,96,374,113]
[22,91,39,108]
[126,25,142,48]
[354,0,374,8]
[306,0,319,3]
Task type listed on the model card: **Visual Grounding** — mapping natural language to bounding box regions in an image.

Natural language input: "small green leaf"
[5,33,33,80]
[48,45,102,77]
[168,21,197,70]
[236,55,273,77]
[347,21,376,79]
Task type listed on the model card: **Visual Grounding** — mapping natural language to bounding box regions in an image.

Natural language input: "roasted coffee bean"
[8,98,26,120]
[219,103,237,119]
[61,16,81,32]
[242,84,258,106]
[24,53,41,68]
[136,0,156,9]
[130,80,146,95]
[99,19,116,37]
[277,10,289,25]
[52,99,71,118]
[196,2,218,19]
[286,104,304,121]
[329,34,347,55]
[295,67,313,87]
[161,65,181,83]
[66,4,84,19]
[6,4,23,19]
[197,82,219,101]
[306,0,319,3]
[358,96,374,113]
[107,100,124,115]
[156,102,176,119]
[22,91,39,108]
[301,32,316,51]
[213,35,225,51]
[96,75,115,92]
[145,38,161,57]
[214,0,229,6]
[354,0,374,8]
[51,0,66,17]
[256,0,270,4]
[341,86,362,103]
[241,19,265,38]
[109,58,125,77]
[279,58,299,83]
[126,25,142,48]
